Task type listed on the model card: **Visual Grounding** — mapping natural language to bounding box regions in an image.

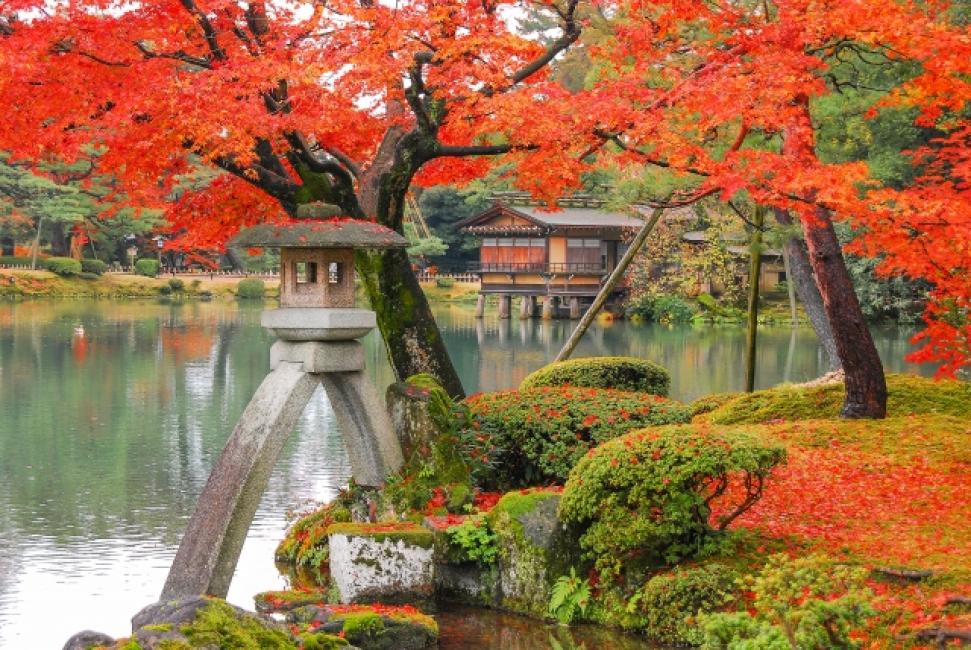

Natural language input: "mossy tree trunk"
[745,207,765,393]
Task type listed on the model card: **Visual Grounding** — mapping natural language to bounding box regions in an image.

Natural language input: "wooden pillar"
[527,295,537,318]
[475,294,485,319]
[519,295,532,320]
[542,296,555,320]
[498,294,511,319]
[569,297,581,319]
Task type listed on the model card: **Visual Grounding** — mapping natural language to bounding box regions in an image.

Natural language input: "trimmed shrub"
[704,373,971,424]
[168,277,185,292]
[78,271,100,281]
[626,294,696,323]
[134,258,159,277]
[44,256,82,276]
[80,259,108,275]
[559,425,785,579]
[632,563,739,645]
[520,356,671,396]
[464,387,692,488]
[700,554,873,649]
[435,277,455,288]
[158,284,173,295]
[236,278,266,299]
[0,255,37,266]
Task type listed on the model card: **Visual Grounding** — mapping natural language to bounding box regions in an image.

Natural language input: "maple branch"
[134,41,211,69]
[509,0,581,86]
[0,15,15,36]
[434,143,537,157]
[287,132,357,187]
[51,39,130,67]
[179,0,227,61]
[406,52,436,134]
[321,147,362,180]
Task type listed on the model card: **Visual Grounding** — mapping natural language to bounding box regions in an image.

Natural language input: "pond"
[0,299,932,648]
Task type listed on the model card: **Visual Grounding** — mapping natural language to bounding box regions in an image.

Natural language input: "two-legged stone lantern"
[160,208,408,601]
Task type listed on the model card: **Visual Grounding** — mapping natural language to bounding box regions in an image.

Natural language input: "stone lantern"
[159,204,409,602]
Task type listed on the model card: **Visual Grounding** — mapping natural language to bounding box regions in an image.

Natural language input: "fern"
[548,568,591,625]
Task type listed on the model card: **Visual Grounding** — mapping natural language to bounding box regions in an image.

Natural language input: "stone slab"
[270,340,365,373]
[261,307,376,341]
[328,524,435,604]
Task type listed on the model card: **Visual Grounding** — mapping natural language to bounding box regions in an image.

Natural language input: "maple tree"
[564,0,971,415]
[0,0,591,396]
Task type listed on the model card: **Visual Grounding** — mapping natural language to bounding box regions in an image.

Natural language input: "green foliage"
[44,256,82,276]
[134,258,159,277]
[704,373,971,425]
[416,185,489,265]
[520,356,671,396]
[275,500,352,568]
[548,568,591,625]
[78,271,99,281]
[700,555,873,650]
[179,599,295,649]
[404,221,448,258]
[443,515,499,565]
[464,387,692,488]
[630,564,739,645]
[626,294,697,324]
[168,278,185,292]
[435,277,455,288]
[158,284,173,295]
[559,426,786,580]
[296,631,349,649]
[80,258,108,275]
[236,278,265,299]
[0,255,35,266]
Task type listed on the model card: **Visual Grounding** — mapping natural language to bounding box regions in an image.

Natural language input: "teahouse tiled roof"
[457,204,644,234]
[230,219,409,249]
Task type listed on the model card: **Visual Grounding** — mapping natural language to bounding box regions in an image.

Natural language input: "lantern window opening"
[328,261,343,285]
[296,261,318,286]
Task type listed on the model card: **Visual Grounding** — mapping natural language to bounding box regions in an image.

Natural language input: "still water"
[0,299,931,648]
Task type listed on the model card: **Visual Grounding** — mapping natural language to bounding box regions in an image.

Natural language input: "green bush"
[464,387,692,488]
[700,554,873,649]
[168,277,185,292]
[80,259,108,275]
[703,373,971,424]
[559,425,785,579]
[435,277,455,288]
[626,294,696,323]
[236,278,266,299]
[44,256,82,276]
[0,255,36,266]
[520,356,671,396]
[632,564,738,645]
[78,271,100,281]
[134,258,159,277]
[158,284,173,295]
[443,515,499,565]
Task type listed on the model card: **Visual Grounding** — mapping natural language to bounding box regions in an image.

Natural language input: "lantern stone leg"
[161,361,321,600]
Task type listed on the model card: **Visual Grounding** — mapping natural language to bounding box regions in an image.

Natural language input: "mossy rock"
[276,499,352,579]
[288,604,437,650]
[129,597,312,649]
[485,489,582,619]
[520,356,671,396]
[255,588,331,613]
[326,522,434,548]
[701,374,971,425]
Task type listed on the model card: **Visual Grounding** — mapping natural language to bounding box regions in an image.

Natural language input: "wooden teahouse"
[458,198,644,319]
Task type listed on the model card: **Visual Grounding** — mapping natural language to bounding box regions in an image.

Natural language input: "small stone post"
[474,294,485,318]
[541,296,555,320]
[519,295,532,319]
[569,297,581,319]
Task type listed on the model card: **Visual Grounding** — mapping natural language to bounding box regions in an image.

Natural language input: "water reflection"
[0,300,932,647]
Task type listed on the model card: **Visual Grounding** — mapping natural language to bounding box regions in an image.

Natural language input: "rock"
[486,489,581,619]
[288,604,438,650]
[130,596,299,648]
[386,381,436,460]
[254,588,332,613]
[328,522,435,604]
[62,630,115,650]
[433,562,501,607]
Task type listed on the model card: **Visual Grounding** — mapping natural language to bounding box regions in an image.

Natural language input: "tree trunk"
[745,207,765,392]
[0,236,13,256]
[355,130,466,398]
[49,221,69,256]
[772,209,841,371]
[785,99,886,418]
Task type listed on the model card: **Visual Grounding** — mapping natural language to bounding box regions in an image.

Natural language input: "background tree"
[573,0,971,415]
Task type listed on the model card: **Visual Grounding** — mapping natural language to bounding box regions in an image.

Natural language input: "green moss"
[338,611,384,637]
[403,373,441,391]
[254,589,329,613]
[276,500,351,571]
[141,623,172,632]
[325,522,434,549]
[178,599,294,649]
[295,632,349,650]
[486,489,563,525]
[703,374,971,425]
[520,356,671,396]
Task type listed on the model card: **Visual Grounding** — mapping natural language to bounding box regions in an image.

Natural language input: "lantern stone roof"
[230,218,409,249]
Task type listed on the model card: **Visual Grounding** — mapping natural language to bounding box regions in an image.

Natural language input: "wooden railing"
[468,262,607,274]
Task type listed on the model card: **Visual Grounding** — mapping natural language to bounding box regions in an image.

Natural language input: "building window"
[482,238,497,247]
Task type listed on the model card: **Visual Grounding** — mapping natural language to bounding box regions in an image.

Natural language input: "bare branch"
[179,0,227,61]
[509,0,581,86]
[134,40,211,68]
[434,143,537,157]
